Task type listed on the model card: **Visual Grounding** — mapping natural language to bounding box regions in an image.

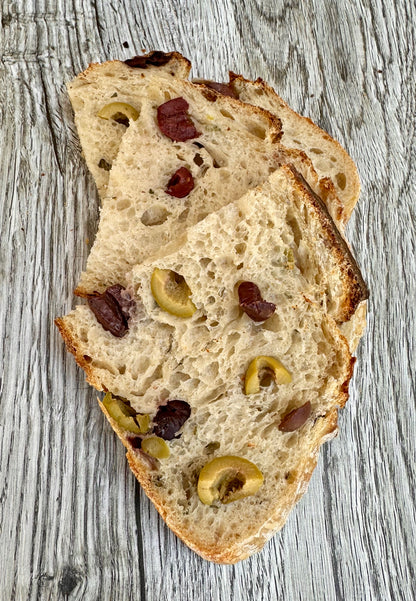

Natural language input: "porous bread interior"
[57,179,353,560]
[230,75,360,223]
[74,76,284,295]
[124,406,339,563]
[67,56,191,197]
[61,165,359,407]
[75,74,345,296]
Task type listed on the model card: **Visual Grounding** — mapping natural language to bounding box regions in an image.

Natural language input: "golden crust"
[284,165,368,322]
[54,317,104,391]
[70,51,192,85]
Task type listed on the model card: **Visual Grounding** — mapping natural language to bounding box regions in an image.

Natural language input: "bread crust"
[286,165,368,322]
[228,72,361,223]
[54,317,104,391]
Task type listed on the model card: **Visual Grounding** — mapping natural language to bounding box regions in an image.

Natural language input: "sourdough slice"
[67,52,191,197]
[228,73,360,224]
[58,165,366,399]
[73,69,351,297]
[56,166,361,562]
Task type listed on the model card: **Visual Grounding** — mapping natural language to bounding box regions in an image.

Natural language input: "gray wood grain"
[1,0,415,599]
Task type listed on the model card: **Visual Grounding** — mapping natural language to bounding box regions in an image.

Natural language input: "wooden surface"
[1,0,415,599]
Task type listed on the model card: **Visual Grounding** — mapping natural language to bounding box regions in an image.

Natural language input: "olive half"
[151,268,196,318]
[141,436,170,459]
[244,356,292,395]
[97,102,140,126]
[102,392,149,435]
[197,455,263,505]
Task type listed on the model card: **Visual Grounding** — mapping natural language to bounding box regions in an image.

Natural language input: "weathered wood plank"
[0,0,415,599]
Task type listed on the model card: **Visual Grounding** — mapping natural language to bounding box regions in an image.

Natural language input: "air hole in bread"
[285,470,298,483]
[246,123,266,140]
[199,257,211,268]
[83,355,92,363]
[206,296,215,305]
[170,371,191,387]
[79,328,88,342]
[118,364,126,375]
[195,315,208,324]
[91,360,118,375]
[130,357,150,380]
[117,198,131,211]
[317,341,328,355]
[310,147,323,155]
[178,208,190,222]
[164,91,172,101]
[285,433,299,448]
[210,320,219,327]
[207,271,215,280]
[262,314,282,333]
[336,172,347,190]
[235,242,246,255]
[330,156,337,163]
[140,205,169,226]
[193,153,204,166]
[287,213,302,246]
[292,139,302,145]
[220,109,235,120]
[204,441,220,454]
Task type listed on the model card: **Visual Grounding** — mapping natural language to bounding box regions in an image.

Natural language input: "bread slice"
[73,67,351,298]
[227,73,360,224]
[67,51,192,197]
[56,165,362,562]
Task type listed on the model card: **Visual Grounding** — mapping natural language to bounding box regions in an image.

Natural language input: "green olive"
[141,436,170,459]
[197,456,263,505]
[97,102,140,125]
[244,356,292,395]
[151,268,196,318]
[102,392,149,434]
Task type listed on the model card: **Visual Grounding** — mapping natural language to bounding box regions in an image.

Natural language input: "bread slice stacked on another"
[72,63,346,299]
[226,73,361,224]
[57,52,368,563]
[57,165,366,562]
[67,51,192,197]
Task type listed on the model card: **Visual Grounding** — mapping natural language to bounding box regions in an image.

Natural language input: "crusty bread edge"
[67,51,192,90]
[55,316,105,392]
[284,165,368,323]
[56,304,355,563]
[229,72,361,222]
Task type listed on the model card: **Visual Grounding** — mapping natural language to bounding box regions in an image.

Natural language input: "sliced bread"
[56,165,362,562]
[73,69,350,298]
[227,73,361,224]
[67,51,191,197]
